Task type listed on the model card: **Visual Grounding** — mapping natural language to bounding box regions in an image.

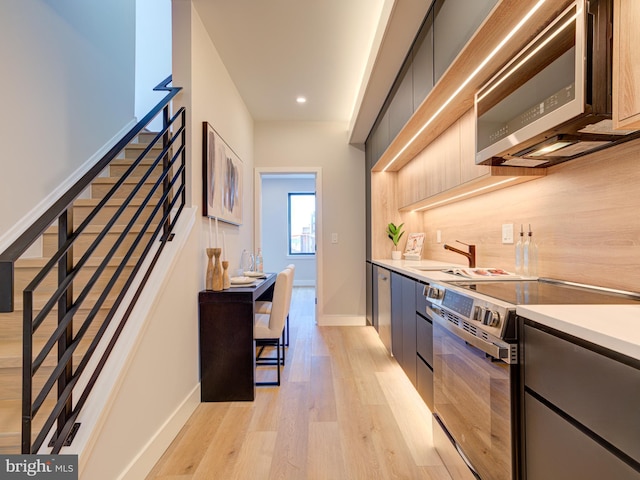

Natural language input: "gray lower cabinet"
[522,320,640,479]
[389,272,434,409]
[391,272,417,384]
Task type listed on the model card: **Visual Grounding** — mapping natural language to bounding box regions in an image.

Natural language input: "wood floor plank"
[286,334,311,383]
[332,376,386,479]
[230,430,277,480]
[146,403,231,478]
[307,354,337,422]
[377,369,443,467]
[190,404,254,480]
[267,382,310,479]
[307,421,348,480]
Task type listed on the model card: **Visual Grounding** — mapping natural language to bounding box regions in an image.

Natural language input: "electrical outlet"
[502,223,514,244]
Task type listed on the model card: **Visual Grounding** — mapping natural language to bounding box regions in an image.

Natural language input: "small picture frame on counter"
[404,233,425,260]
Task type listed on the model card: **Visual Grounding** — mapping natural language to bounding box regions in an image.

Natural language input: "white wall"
[0,0,136,249]
[261,176,317,285]
[174,0,256,283]
[135,0,172,129]
[255,122,366,322]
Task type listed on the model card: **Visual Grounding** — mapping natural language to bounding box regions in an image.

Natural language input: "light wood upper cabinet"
[459,109,490,184]
[613,0,640,129]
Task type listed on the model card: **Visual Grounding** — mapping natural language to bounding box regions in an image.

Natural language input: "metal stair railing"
[0,75,186,453]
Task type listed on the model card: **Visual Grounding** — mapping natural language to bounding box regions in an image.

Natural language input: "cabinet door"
[401,275,417,384]
[433,0,498,82]
[613,0,640,129]
[389,62,414,141]
[412,9,434,110]
[459,108,490,183]
[524,324,640,462]
[366,261,373,327]
[525,392,640,480]
[391,272,403,361]
[371,109,390,163]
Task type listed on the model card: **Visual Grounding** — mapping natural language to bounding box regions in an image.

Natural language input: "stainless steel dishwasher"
[376,266,392,354]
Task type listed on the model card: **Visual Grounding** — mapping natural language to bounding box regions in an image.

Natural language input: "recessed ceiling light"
[296,96,307,104]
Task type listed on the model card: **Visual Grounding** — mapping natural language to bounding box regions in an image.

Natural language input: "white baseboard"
[317,314,366,326]
[119,385,200,480]
[0,118,137,254]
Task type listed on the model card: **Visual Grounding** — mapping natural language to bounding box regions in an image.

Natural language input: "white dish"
[243,271,266,278]
[230,276,255,285]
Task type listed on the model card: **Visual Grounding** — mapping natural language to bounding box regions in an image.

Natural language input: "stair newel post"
[57,208,74,443]
[162,104,171,241]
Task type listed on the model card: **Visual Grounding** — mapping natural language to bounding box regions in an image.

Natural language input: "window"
[288,193,315,255]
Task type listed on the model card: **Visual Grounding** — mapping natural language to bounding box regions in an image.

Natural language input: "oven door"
[431,305,517,480]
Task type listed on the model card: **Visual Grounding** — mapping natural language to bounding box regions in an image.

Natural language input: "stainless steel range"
[424,278,640,480]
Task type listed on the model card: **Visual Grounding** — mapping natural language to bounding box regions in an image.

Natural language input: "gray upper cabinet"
[370,109,389,163]
[388,62,414,142]
[433,0,497,82]
[365,0,498,166]
[412,9,434,110]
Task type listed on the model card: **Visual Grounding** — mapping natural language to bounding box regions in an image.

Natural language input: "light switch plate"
[502,224,514,244]
[331,233,338,244]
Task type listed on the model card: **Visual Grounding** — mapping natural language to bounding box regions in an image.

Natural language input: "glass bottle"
[523,224,538,277]
[241,249,253,273]
[255,248,263,273]
[515,224,524,276]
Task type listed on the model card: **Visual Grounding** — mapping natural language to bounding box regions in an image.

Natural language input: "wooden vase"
[222,260,230,289]
[206,248,215,290]
[211,247,223,291]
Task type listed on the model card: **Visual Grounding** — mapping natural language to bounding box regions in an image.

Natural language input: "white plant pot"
[391,250,402,260]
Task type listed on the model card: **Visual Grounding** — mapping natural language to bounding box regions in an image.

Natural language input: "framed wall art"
[202,122,243,225]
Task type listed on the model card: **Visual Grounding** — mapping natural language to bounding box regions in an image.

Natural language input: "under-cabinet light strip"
[382,0,548,172]
[411,178,518,211]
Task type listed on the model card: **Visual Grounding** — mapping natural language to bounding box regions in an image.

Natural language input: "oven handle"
[428,306,510,362]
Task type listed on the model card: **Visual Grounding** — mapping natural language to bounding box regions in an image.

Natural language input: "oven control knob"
[483,310,500,327]
[427,286,443,300]
[473,306,485,322]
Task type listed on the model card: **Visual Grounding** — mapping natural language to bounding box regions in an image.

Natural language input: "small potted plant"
[386,222,405,260]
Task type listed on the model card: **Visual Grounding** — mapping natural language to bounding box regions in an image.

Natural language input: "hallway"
[146,287,452,479]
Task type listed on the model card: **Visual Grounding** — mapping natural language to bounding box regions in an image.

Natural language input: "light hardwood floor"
[146,287,452,480]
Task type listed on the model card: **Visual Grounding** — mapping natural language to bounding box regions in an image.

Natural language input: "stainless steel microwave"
[475,0,640,168]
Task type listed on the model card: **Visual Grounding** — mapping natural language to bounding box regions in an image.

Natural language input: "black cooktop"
[449,279,640,306]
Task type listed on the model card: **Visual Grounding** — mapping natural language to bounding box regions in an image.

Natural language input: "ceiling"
[191,0,431,144]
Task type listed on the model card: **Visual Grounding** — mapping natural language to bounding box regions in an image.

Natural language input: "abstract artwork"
[202,122,243,225]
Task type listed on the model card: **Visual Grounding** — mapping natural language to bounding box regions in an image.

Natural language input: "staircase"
[0,132,169,454]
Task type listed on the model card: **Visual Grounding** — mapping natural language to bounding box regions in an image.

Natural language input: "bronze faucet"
[444,240,476,268]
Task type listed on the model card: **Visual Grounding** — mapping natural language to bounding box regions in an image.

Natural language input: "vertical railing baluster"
[57,208,74,444]
[22,291,33,453]
[162,104,171,241]
[181,110,186,207]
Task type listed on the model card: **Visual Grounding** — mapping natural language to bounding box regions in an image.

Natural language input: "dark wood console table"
[198,273,276,401]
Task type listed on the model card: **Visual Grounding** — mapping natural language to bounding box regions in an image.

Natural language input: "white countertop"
[372,258,465,283]
[372,258,640,361]
[517,304,640,361]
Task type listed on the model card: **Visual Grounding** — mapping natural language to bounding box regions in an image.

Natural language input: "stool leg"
[285,314,290,347]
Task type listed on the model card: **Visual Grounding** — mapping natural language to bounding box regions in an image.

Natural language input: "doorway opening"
[255,168,322,323]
